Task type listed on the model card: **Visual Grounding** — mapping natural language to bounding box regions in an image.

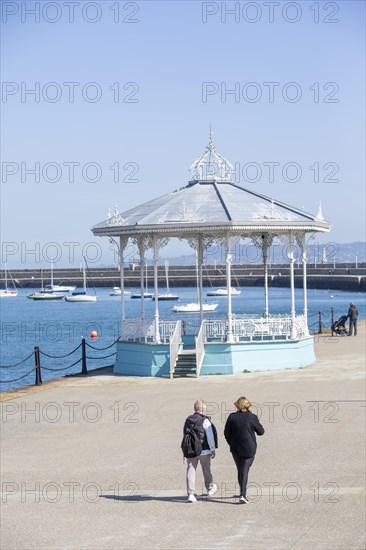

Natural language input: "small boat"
[65,258,97,302]
[153,292,179,301]
[0,265,18,297]
[152,260,179,301]
[130,264,153,299]
[110,287,132,297]
[27,262,66,300]
[172,303,218,313]
[207,287,241,297]
[44,284,76,293]
[28,292,64,301]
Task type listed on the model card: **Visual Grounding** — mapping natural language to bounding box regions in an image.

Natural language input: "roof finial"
[209,124,213,145]
[316,201,324,222]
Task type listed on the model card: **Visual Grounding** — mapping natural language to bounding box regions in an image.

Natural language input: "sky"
[1,0,365,268]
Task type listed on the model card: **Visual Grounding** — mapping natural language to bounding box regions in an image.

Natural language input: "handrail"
[195,320,206,377]
[169,321,182,379]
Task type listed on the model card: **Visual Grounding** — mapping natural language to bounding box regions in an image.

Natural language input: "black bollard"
[331,307,334,336]
[81,337,88,375]
[318,311,323,334]
[34,346,42,385]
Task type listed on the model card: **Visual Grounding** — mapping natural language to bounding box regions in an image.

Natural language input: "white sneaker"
[207,483,218,497]
[239,495,249,504]
[187,494,197,503]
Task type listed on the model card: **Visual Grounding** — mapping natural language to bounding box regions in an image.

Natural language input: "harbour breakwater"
[2,263,365,292]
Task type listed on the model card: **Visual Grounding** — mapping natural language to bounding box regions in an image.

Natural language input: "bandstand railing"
[195,320,206,377]
[204,314,308,343]
[121,319,179,344]
[169,321,182,379]
[121,315,309,344]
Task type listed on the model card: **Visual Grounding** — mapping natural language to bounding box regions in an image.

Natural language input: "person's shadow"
[100,493,239,504]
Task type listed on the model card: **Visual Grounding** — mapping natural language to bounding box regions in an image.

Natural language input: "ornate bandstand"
[92,136,331,377]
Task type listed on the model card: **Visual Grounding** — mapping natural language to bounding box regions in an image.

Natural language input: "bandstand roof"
[92,138,331,239]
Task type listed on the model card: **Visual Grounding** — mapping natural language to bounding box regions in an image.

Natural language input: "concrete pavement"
[1,322,365,549]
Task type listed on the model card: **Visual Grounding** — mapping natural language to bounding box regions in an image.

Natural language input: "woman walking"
[224,397,265,504]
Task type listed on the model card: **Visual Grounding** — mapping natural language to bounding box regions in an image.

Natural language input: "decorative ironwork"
[107,205,127,226]
[251,200,291,221]
[190,132,234,182]
[160,202,205,224]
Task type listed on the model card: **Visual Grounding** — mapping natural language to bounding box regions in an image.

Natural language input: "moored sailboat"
[65,259,97,302]
[0,265,18,297]
[152,260,179,301]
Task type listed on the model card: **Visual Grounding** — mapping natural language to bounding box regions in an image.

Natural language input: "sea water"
[1,286,365,390]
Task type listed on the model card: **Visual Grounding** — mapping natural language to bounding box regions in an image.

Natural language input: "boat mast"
[4,263,8,291]
[50,260,54,288]
[165,259,169,293]
[83,258,87,293]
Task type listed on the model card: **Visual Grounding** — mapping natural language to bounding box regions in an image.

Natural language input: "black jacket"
[184,413,218,451]
[224,410,264,458]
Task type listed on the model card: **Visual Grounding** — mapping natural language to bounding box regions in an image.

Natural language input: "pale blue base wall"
[200,336,316,375]
[114,342,172,377]
[114,337,316,377]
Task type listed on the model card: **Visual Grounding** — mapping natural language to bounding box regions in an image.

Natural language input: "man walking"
[348,302,359,336]
[183,400,218,502]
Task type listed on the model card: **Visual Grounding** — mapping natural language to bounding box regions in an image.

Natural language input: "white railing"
[122,319,156,342]
[121,315,309,344]
[121,318,181,344]
[169,321,182,379]
[204,315,307,342]
[159,320,179,344]
[195,320,206,377]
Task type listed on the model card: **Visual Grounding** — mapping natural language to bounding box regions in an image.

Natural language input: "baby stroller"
[332,315,349,336]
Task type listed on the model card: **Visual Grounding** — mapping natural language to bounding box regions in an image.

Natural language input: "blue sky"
[1,0,365,267]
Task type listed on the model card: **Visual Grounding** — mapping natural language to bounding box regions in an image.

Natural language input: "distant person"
[347,302,359,336]
[224,397,265,504]
[183,400,218,503]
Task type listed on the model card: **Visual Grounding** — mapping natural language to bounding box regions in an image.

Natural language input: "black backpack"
[181,417,202,458]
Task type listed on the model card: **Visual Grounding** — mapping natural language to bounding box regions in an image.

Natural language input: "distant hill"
[165,242,366,265]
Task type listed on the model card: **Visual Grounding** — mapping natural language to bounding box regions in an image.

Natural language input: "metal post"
[119,237,125,340]
[81,337,88,375]
[263,241,269,318]
[226,235,234,343]
[34,346,42,386]
[289,235,296,339]
[302,239,308,331]
[331,307,334,336]
[318,312,323,334]
[198,236,203,326]
[153,237,160,344]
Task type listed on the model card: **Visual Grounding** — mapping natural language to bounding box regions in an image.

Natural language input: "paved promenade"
[1,323,365,549]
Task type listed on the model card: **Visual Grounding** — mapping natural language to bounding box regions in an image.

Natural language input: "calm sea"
[1,286,365,390]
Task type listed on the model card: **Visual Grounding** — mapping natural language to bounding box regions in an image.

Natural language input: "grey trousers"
[186,454,214,495]
[349,319,357,336]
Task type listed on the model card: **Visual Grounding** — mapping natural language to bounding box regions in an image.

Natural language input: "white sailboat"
[110,287,131,296]
[153,260,179,301]
[173,302,218,313]
[65,259,97,302]
[131,264,153,299]
[0,265,18,297]
[27,263,64,300]
[172,256,217,313]
[43,261,75,293]
[207,287,241,296]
